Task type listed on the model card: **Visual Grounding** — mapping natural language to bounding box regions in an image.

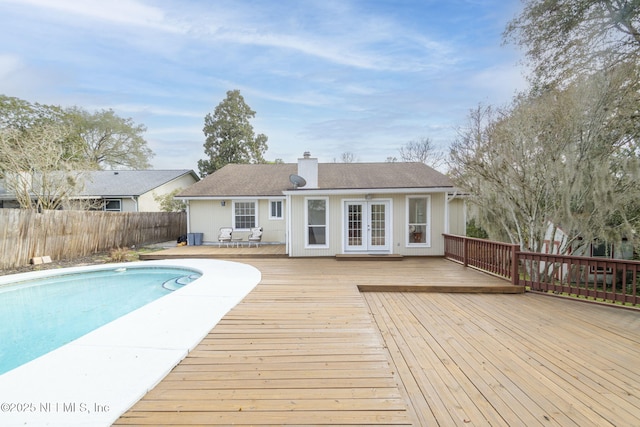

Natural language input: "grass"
[108,245,165,263]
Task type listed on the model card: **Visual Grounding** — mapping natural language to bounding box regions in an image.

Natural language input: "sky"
[0,0,527,172]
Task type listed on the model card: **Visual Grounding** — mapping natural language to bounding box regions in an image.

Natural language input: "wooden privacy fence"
[443,233,640,306]
[0,209,186,269]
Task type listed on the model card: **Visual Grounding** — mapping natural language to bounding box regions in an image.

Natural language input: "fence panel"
[0,210,186,269]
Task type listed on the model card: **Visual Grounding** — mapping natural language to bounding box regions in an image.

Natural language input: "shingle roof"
[178,164,296,197]
[319,162,453,189]
[77,170,198,197]
[178,162,453,197]
[0,170,199,200]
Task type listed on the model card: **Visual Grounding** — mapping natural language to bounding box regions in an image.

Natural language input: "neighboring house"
[540,222,635,285]
[0,183,20,209]
[177,153,466,257]
[0,170,199,212]
[542,222,634,260]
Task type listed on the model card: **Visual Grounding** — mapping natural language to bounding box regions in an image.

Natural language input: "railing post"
[511,244,519,286]
[463,237,469,267]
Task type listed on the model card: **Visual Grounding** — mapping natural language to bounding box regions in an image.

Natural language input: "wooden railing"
[443,234,640,306]
[443,234,519,285]
[518,252,640,306]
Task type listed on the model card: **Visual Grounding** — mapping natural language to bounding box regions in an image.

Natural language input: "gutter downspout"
[184,200,191,233]
[444,193,451,235]
[130,196,138,212]
[286,192,291,256]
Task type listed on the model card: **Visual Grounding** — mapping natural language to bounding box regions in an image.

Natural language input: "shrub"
[108,247,131,263]
[466,218,489,239]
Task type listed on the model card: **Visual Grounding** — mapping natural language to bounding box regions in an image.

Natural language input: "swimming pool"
[0,266,201,375]
[0,259,261,427]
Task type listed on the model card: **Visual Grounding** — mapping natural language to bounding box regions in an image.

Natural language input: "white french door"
[344,201,390,252]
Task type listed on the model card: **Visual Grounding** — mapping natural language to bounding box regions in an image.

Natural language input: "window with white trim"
[270,200,283,219]
[306,198,327,246]
[104,199,122,212]
[233,201,256,229]
[407,196,430,246]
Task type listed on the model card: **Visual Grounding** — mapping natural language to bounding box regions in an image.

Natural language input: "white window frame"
[269,199,284,220]
[406,195,431,247]
[232,200,258,230]
[104,199,122,212]
[305,197,329,248]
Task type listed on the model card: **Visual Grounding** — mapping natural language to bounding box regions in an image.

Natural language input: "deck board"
[114,258,640,426]
[115,258,417,426]
[365,291,640,426]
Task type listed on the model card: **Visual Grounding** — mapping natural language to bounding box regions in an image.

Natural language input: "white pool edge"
[0,259,261,427]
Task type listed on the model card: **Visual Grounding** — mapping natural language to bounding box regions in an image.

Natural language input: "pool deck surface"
[114,257,640,426]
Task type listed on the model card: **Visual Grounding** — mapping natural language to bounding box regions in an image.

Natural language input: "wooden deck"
[114,258,640,426]
[139,244,288,259]
[140,245,521,293]
[366,292,640,426]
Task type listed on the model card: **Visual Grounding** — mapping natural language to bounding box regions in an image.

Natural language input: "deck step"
[335,254,404,261]
[357,284,525,293]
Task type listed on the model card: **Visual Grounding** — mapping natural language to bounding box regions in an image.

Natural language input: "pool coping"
[0,259,261,427]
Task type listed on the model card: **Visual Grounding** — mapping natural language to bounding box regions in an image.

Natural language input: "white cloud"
[108,104,203,119]
[1,0,183,32]
[0,0,528,169]
[0,54,68,101]
[177,0,455,72]
[0,53,21,80]
[468,62,528,103]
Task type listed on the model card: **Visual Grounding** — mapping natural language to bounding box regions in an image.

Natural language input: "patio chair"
[248,227,263,248]
[217,227,233,247]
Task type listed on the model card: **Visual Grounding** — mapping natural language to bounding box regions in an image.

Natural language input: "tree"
[504,0,640,86]
[1,95,154,171]
[449,66,640,253]
[0,95,65,129]
[198,90,268,177]
[67,108,153,170]
[399,137,444,168]
[0,124,90,210]
[153,188,186,212]
[0,95,84,163]
[0,95,155,209]
[340,152,357,163]
[153,188,187,212]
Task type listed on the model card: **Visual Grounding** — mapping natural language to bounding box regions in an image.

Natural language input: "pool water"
[0,267,201,375]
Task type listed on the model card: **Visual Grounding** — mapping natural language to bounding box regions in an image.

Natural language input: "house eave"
[282,187,456,196]
[71,195,141,199]
[177,195,286,201]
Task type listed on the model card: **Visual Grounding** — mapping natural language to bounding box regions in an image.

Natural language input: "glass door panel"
[344,201,390,252]
[347,204,363,247]
[369,203,386,248]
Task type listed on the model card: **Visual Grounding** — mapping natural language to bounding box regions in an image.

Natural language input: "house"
[542,222,634,259]
[540,222,635,285]
[0,170,199,212]
[177,153,466,256]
